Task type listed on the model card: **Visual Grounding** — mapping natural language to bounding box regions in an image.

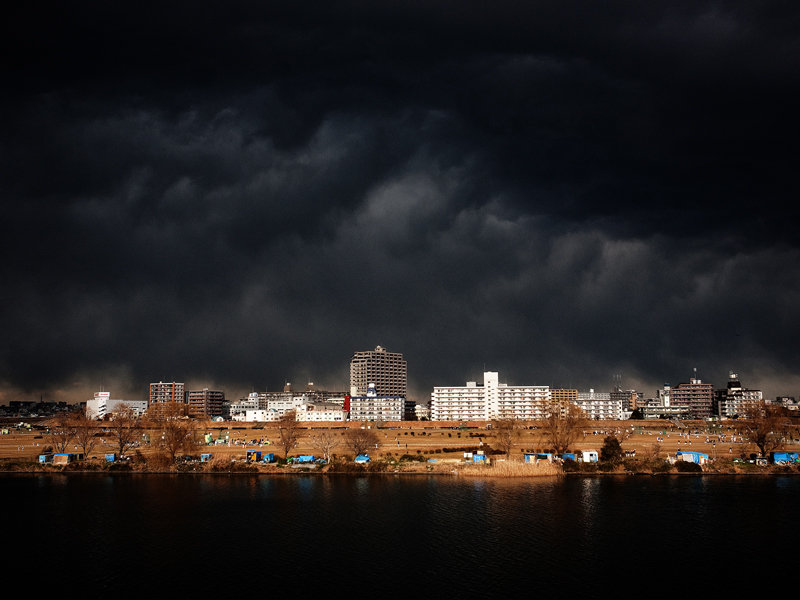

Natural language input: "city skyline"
[4,360,778,409]
[2,3,800,406]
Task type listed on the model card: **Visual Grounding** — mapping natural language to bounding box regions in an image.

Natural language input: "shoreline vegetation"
[2,455,799,477]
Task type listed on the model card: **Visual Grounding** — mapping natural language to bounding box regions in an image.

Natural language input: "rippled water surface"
[3,473,797,597]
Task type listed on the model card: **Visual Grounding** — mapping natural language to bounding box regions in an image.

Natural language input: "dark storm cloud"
[2,2,800,403]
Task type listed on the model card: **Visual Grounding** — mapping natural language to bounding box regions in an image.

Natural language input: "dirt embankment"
[2,417,798,475]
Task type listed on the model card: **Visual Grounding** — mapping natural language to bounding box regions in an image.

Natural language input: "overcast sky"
[2,2,800,405]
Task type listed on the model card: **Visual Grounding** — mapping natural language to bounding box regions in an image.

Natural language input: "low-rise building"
[348,383,404,421]
[225,393,263,420]
[641,385,691,420]
[773,396,799,412]
[295,401,348,422]
[86,392,148,419]
[414,403,430,421]
[230,383,350,421]
[236,409,281,422]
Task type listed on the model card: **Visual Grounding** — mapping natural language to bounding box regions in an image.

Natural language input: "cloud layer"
[2,2,800,403]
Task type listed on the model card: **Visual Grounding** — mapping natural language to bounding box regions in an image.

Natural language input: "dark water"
[2,473,796,597]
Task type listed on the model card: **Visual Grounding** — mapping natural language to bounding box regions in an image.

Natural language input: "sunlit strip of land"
[2,418,796,469]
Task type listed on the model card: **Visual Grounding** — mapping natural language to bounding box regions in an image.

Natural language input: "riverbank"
[4,416,799,477]
[3,454,798,477]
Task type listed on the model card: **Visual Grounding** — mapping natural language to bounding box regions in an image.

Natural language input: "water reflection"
[3,474,800,597]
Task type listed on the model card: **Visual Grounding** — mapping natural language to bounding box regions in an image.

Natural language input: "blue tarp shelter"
[676,451,709,464]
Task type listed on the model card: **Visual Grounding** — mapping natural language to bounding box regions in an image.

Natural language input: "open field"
[2,417,799,464]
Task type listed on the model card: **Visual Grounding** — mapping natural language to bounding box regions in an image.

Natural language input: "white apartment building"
[349,383,404,421]
[716,372,763,418]
[226,392,264,419]
[495,384,551,421]
[430,380,489,421]
[229,392,348,422]
[575,389,623,420]
[414,404,431,420]
[236,409,281,422]
[430,372,550,421]
[228,391,300,419]
[295,401,348,422]
[86,392,148,419]
[263,392,295,413]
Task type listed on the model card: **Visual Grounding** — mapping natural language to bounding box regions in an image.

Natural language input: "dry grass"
[458,458,561,478]
[206,454,235,470]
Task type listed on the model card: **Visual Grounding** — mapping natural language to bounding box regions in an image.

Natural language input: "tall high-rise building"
[187,388,225,419]
[149,381,186,406]
[670,372,714,419]
[350,346,407,398]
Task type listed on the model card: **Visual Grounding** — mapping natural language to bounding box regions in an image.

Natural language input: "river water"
[3,473,796,597]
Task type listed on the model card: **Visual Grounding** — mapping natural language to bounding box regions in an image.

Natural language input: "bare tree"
[150,402,197,462]
[106,406,144,458]
[276,411,302,459]
[48,411,77,453]
[541,399,586,454]
[72,410,102,458]
[492,418,521,458]
[741,400,791,457]
[344,426,380,457]
[310,429,339,462]
[641,441,662,463]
